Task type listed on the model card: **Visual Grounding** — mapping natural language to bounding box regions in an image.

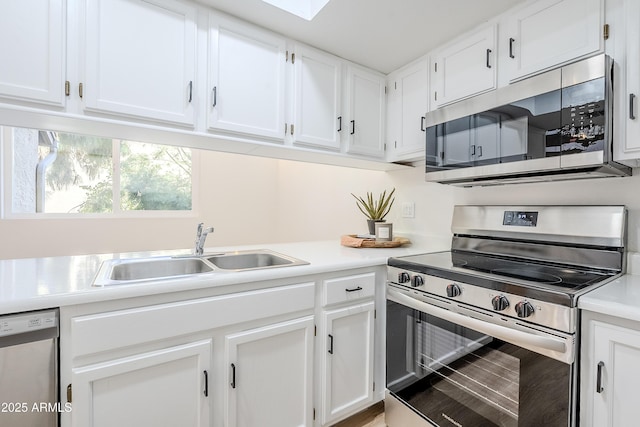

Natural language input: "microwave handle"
[387,288,567,356]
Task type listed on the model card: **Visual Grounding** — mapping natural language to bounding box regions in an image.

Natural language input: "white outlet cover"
[401,202,415,218]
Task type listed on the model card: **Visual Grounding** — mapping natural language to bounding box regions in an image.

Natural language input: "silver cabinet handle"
[509,38,515,59]
[350,120,355,135]
[188,81,193,103]
[421,116,426,132]
[630,93,636,120]
[486,48,492,68]
[337,116,342,132]
[596,361,605,393]
[212,86,217,108]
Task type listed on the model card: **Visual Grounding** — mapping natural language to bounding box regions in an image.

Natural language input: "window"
[2,127,196,216]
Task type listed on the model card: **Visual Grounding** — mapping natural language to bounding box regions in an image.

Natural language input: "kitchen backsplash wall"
[383,162,640,252]
[2,146,639,259]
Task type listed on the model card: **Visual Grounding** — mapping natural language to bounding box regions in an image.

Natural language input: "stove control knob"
[411,275,424,288]
[446,283,462,297]
[491,295,510,311]
[398,272,411,284]
[515,301,535,318]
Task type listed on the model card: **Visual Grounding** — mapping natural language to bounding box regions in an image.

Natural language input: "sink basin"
[93,257,213,286]
[205,249,309,271]
[92,249,308,286]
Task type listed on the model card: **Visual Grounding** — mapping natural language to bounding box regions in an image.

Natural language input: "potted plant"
[351,188,395,235]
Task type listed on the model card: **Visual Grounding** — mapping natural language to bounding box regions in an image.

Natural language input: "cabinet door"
[389,59,429,160]
[225,316,314,427]
[505,0,602,81]
[71,340,211,427]
[0,0,65,107]
[208,12,286,140]
[345,66,386,158]
[611,0,640,165]
[586,321,640,427]
[83,0,197,126]
[321,301,375,425]
[292,45,342,150]
[431,25,496,108]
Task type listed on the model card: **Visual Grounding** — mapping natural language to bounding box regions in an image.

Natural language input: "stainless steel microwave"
[425,55,631,186]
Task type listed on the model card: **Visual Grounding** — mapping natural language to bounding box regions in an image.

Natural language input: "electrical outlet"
[401,202,415,218]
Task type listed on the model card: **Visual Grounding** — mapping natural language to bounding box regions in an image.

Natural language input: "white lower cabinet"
[580,311,640,427]
[224,316,315,427]
[71,340,211,427]
[319,272,377,426]
[60,269,381,427]
[321,301,375,425]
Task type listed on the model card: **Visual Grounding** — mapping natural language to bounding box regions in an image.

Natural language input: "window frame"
[1,126,200,219]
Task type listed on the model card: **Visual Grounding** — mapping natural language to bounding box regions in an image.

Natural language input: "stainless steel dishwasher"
[0,309,59,427]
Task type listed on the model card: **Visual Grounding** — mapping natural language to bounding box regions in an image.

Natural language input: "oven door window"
[386,300,572,427]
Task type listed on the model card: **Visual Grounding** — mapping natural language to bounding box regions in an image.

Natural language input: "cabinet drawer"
[323,273,375,306]
[71,282,314,358]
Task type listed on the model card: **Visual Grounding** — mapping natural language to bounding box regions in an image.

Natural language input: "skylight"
[261,0,330,21]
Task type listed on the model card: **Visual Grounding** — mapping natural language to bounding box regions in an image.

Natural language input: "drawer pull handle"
[630,93,636,120]
[328,334,334,354]
[345,286,363,292]
[596,361,605,393]
[203,370,209,397]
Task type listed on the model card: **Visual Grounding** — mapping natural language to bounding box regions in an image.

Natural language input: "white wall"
[452,172,640,251]
[2,145,638,259]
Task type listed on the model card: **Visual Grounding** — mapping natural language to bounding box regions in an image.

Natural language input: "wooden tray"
[340,234,410,248]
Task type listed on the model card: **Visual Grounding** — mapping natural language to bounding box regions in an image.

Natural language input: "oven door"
[386,290,575,427]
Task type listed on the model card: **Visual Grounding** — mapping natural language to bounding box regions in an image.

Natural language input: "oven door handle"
[388,289,567,355]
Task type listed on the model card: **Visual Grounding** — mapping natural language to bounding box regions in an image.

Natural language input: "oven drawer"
[323,273,375,306]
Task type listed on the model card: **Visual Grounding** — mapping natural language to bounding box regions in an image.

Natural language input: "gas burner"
[490,268,562,285]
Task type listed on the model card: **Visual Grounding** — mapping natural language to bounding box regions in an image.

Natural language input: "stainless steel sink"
[93,256,214,286]
[92,249,308,286]
[205,249,308,271]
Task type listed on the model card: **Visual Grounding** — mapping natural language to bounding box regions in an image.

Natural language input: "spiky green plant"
[351,188,395,220]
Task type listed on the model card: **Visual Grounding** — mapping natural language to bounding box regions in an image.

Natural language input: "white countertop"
[579,275,640,323]
[0,239,440,315]
[578,252,640,322]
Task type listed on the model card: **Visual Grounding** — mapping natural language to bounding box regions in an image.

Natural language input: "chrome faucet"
[194,223,214,255]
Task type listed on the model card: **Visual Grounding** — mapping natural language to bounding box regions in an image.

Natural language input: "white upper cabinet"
[345,66,386,158]
[431,24,497,108]
[503,0,603,82]
[609,0,640,166]
[83,0,197,126]
[386,58,429,161]
[0,0,65,107]
[208,12,286,141]
[292,44,342,150]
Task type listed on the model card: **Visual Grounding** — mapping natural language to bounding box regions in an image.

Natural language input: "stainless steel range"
[385,205,626,427]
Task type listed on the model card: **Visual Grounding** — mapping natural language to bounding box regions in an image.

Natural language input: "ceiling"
[197,0,526,74]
